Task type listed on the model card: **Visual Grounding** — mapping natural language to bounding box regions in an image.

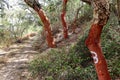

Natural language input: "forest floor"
[0,39,39,80]
[0,24,85,80]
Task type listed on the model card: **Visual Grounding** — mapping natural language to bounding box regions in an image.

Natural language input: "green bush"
[101,14,120,79]
[29,31,98,80]
[29,12,120,80]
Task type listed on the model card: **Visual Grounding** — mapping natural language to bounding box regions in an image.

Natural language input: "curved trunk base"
[35,8,56,48]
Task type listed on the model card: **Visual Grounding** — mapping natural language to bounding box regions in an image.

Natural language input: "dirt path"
[0,40,39,80]
[0,24,86,80]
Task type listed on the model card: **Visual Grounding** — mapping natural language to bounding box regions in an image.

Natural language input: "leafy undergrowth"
[29,15,120,80]
[29,36,97,80]
[101,15,120,79]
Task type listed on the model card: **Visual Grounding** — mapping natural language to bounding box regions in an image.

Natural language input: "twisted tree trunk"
[61,0,68,38]
[72,6,82,33]
[85,0,111,80]
[24,0,56,47]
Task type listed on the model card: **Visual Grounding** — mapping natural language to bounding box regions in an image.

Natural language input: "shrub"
[29,32,97,80]
[101,14,120,79]
[29,11,120,80]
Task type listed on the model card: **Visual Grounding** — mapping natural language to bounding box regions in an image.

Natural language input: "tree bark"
[85,0,111,80]
[117,0,120,25]
[72,6,82,33]
[24,0,56,48]
[61,0,68,38]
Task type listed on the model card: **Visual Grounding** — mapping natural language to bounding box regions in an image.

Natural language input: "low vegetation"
[29,13,120,79]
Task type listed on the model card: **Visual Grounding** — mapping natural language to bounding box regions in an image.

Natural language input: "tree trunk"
[72,6,82,33]
[61,0,68,38]
[36,9,56,47]
[24,0,56,48]
[117,0,120,25]
[85,0,111,80]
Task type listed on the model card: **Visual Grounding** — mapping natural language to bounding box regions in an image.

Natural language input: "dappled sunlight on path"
[0,39,39,80]
[0,24,85,80]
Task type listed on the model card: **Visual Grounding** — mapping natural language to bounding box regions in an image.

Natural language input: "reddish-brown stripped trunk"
[35,7,56,47]
[85,0,111,80]
[61,0,68,38]
[24,0,56,48]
